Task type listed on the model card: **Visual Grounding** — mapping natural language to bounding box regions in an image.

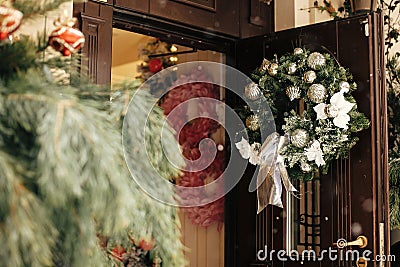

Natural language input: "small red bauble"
[148,58,163,73]
[48,26,85,56]
[0,5,23,41]
[139,238,154,251]
[110,245,126,261]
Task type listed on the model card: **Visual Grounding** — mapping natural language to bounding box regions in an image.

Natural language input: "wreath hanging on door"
[235,48,370,182]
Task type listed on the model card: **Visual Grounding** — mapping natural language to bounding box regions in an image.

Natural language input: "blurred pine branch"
[0,1,185,266]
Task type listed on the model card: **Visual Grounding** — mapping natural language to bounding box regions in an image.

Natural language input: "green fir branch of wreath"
[238,48,370,181]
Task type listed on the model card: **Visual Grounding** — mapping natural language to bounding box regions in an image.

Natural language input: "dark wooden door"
[227,12,389,267]
[149,0,240,37]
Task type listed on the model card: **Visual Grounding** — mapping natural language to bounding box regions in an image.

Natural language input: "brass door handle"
[356,257,368,267]
[333,236,368,248]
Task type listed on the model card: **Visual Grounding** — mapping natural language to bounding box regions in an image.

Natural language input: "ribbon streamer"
[236,132,298,213]
[256,132,297,213]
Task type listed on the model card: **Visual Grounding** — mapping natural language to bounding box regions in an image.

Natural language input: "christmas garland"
[236,48,370,181]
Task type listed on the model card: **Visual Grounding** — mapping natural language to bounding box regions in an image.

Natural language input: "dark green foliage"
[0,37,38,80]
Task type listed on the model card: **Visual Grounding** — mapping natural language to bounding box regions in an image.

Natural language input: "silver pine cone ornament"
[244,82,262,100]
[286,85,301,101]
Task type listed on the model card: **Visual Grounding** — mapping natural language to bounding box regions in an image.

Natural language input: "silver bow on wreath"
[235,132,297,213]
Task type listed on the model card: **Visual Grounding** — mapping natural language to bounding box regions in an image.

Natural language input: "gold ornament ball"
[307,52,326,69]
[246,115,260,131]
[300,162,312,172]
[303,70,317,83]
[268,63,279,76]
[307,84,327,103]
[259,58,270,73]
[286,85,301,101]
[290,129,310,148]
[324,104,339,118]
[294,48,304,54]
[287,63,297,74]
[339,81,350,91]
[244,82,262,100]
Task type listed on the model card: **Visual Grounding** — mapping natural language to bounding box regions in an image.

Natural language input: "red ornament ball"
[110,245,126,261]
[48,26,85,56]
[139,238,154,251]
[0,5,23,41]
[148,58,163,73]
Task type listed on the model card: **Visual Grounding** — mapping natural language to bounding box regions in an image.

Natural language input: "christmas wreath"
[235,48,369,210]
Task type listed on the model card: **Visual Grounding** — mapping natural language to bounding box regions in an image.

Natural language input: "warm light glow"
[170,45,178,52]
[169,56,178,62]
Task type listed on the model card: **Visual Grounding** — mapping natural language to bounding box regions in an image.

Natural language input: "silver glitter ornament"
[259,58,270,73]
[285,85,301,101]
[268,63,278,76]
[287,63,297,74]
[246,115,260,131]
[244,82,262,100]
[294,48,304,55]
[307,84,327,103]
[324,104,339,118]
[290,129,310,148]
[339,81,350,92]
[300,162,312,172]
[307,52,326,69]
[303,70,317,83]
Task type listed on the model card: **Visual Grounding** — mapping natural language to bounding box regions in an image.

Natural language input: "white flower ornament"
[235,137,260,165]
[304,140,326,167]
[313,89,355,129]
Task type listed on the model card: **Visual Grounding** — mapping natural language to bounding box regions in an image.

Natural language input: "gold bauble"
[244,82,261,100]
[303,70,317,83]
[294,48,304,55]
[307,84,327,103]
[287,62,297,74]
[301,162,312,172]
[285,85,301,101]
[290,128,310,148]
[339,81,350,91]
[246,115,260,131]
[267,63,278,76]
[307,52,326,69]
[259,58,270,73]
